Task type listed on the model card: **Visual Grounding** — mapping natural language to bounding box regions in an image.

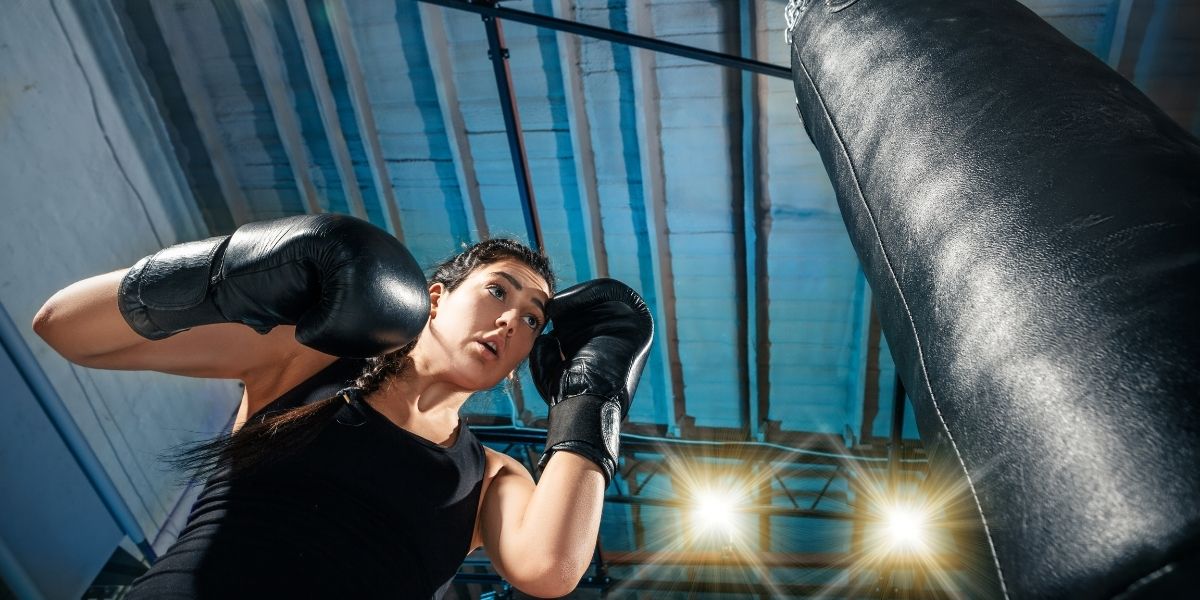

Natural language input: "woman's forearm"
[526,451,606,559]
[486,451,606,597]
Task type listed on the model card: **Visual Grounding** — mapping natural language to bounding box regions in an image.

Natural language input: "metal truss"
[452,425,957,598]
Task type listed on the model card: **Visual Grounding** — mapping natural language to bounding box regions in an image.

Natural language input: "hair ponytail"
[167,339,419,481]
[167,394,345,481]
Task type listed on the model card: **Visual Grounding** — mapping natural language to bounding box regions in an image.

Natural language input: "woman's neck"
[364,353,472,445]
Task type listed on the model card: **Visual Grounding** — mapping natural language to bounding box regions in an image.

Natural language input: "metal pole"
[603,494,854,520]
[889,374,906,494]
[0,304,156,562]
[417,0,791,80]
[479,7,544,251]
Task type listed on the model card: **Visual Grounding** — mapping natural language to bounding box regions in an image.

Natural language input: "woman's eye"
[487,284,505,300]
[523,315,540,329]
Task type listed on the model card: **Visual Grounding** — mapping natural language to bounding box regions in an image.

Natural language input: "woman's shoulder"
[481,446,529,479]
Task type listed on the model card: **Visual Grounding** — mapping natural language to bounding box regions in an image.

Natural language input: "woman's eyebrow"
[492,271,547,318]
[492,271,524,290]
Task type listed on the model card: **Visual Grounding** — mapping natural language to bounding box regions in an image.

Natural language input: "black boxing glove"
[117,214,429,358]
[529,278,653,484]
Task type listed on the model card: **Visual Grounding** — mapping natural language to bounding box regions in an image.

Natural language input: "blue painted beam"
[740,0,762,441]
[324,0,406,239]
[844,267,872,447]
[548,0,609,281]
[1133,0,1172,89]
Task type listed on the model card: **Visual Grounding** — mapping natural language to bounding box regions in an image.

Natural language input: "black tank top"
[128,359,486,599]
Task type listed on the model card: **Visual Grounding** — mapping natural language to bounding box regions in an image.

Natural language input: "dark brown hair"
[169,238,555,480]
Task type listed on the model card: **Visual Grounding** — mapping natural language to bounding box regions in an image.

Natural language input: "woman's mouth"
[478,340,499,358]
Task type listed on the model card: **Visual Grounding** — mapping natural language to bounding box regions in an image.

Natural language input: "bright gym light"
[692,490,737,532]
[884,505,928,551]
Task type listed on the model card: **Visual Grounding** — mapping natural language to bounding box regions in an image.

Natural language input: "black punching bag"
[786,0,1200,598]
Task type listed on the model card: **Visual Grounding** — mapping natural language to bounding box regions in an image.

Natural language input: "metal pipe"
[602,494,854,520]
[453,570,947,597]
[889,374,906,493]
[473,426,927,466]
[0,535,43,600]
[417,0,792,80]
[480,8,544,251]
[0,304,156,562]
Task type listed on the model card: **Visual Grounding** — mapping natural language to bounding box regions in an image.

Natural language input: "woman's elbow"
[507,558,586,598]
[32,299,91,363]
[32,301,62,345]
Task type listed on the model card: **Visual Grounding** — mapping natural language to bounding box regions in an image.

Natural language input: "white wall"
[0,0,241,593]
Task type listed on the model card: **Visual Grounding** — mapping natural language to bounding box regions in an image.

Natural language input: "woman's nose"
[496,309,518,334]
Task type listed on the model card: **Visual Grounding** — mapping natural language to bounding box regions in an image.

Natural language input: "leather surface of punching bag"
[786,0,1200,598]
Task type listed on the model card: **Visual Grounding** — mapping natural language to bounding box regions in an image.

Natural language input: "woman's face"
[421,258,551,391]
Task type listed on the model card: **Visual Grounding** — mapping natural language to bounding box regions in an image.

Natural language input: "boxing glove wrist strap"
[538,394,621,484]
[118,235,231,339]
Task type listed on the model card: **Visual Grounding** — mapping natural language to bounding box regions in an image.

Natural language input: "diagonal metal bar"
[810,465,841,510]
[480,9,544,251]
[416,0,791,79]
[0,304,157,562]
[773,472,800,509]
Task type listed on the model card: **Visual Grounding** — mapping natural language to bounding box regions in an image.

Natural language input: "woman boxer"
[32,214,652,598]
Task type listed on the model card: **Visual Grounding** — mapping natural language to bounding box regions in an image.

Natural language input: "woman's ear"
[428,282,445,319]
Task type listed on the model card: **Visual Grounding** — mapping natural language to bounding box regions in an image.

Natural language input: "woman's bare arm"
[479,451,605,598]
[32,268,324,384]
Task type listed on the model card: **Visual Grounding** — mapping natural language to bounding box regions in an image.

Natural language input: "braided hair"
[169,238,555,480]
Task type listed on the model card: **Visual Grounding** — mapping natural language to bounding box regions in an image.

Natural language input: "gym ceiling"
[96,0,1200,596]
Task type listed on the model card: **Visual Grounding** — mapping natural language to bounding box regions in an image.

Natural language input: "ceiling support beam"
[845,268,873,445]
[598,550,955,568]
[417,3,489,242]
[888,374,906,493]
[735,0,770,442]
[1106,0,1137,68]
[551,0,608,278]
[859,300,883,443]
[285,0,368,221]
[603,494,853,520]
[473,426,925,468]
[453,571,953,597]
[627,1,686,436]
[323,0,405,240]
[235,0,321,215]
[480,9,544,251]
[415,0,791,80]
[149,1,251,226]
